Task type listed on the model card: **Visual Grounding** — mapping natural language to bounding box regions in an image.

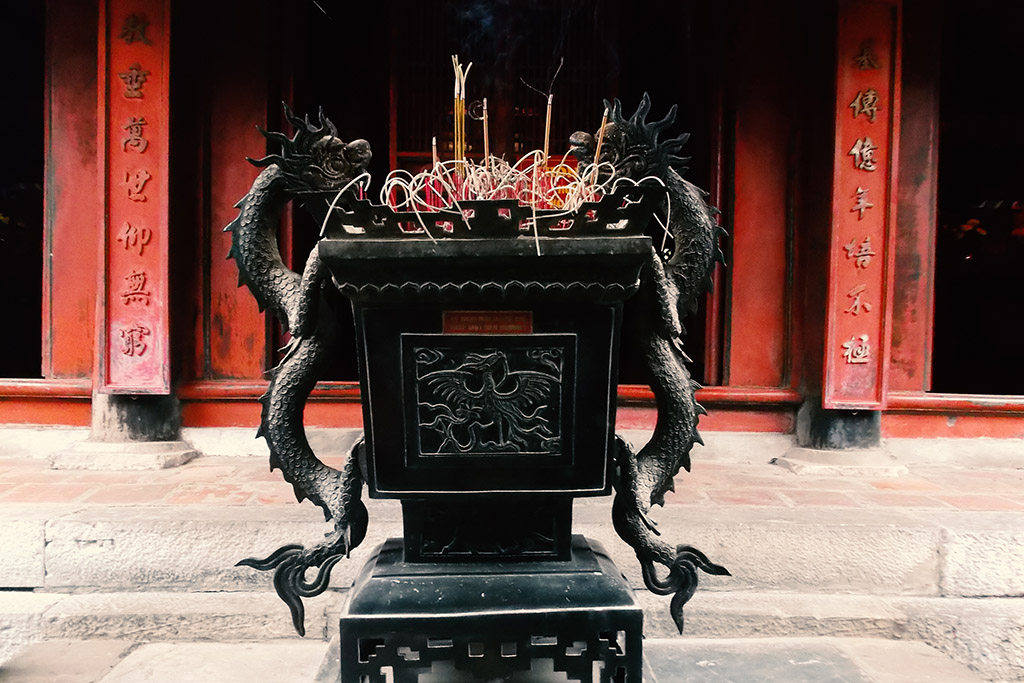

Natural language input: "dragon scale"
[571,94,730,632]
[227,106,372,636]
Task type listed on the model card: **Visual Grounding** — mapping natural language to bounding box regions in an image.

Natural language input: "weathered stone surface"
[576,503,943,595]
[0,428,87,460]
[636,590,905,640]
[774,447,909,477]
[920,511,1024,597]
[49,440,196,471]
[313,635,341,683]
[886,437,1024,468]
[96,641,330,683]
[44,506,330,590]
[643,637,984,683]
[0,593,63,664]
[897,596,1024,682]
[832,638,988,683]
[0,505,80,588]
[0,639,132,682]
[618,430,794,464]
[0,518,46,588]
[43,505,400,592]
[40,591,328,642]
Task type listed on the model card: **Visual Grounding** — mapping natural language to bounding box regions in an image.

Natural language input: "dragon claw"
[238,543,346,637]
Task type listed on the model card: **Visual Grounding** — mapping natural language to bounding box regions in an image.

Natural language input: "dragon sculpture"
[570,94,730,633]
[227,104,372,636]
[231,97,727,637]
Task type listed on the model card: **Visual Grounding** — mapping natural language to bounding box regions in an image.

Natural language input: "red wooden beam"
[44,2,100,379]
[725,1,793,388]
[889,0,938,392]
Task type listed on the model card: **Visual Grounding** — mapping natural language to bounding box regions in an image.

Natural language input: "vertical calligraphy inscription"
[122,117,148,152]
[851,186,874,219]
[844,284,872,315]
[120,269,151,305]
[119,13,152,45]
[119,325,150,356]
[124,168,152,201]
[853,39,880,70]
[102,1,169,392]
[118,63,149,98]
[843,236,876,268]
[849,88,880,122]
[842,334,871,364]
[848,137,878,171]
[414,346,564,457]
[116,222,152,255]
[825,0,899,408]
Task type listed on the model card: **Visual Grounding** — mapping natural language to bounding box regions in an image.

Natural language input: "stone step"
[3,590,1021,680]
[5,501,1021,599]
[0,636,986,682]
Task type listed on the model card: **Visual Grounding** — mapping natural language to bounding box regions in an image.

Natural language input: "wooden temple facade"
[3,0,1023,447]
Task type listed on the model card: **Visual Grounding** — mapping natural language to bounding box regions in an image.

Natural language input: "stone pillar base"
[49,440,196,471]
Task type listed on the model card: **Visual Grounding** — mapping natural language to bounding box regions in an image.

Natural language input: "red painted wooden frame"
[824,0,902,409]
[96,0,171,393]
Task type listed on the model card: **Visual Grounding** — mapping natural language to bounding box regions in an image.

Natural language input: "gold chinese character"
[854,40,880,70]
[842,334,871,364]
[848,137,878,172]
[119,324,150,357]
[124,168,152,202]
[118,63,150,99]
[119,14,153,45]
[122,117,149,153]
[844,284,873,315]
[117,222,152,255]
[843,236,876,268]
[849,88,880,123]
[851,186,874,219]
[120,269,151,305]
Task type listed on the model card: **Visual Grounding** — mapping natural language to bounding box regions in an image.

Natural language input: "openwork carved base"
[339,537,642,683]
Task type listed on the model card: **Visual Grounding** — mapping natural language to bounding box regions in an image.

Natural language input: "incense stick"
[542,93,553,168]
[482,98,490,172]
[591,107,609,186]
[460,63,471,170]
[452,56,461,172]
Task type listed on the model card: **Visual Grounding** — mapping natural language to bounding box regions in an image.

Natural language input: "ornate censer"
[230,97,727,682]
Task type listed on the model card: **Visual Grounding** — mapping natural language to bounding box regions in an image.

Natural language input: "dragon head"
[569,93,690,183]
[247,103,371,192]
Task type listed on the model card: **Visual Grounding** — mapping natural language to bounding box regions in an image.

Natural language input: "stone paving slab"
[643,637,984,682]
[39,591,328,642]
[1,637,985,682]
[0,592,64,663]
[905,510,1024,597]
[0,639,133,683]
[8,590,1018,680]
[895,596,1024,683]
[15,502,955,595]
[2,498,1019,598]
[576,505,944,595]
[95,641,330,683]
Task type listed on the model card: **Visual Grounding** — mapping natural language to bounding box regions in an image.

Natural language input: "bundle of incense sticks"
[452,56,471,178]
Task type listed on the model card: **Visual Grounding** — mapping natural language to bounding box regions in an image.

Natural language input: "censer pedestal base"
[338,536,642,682]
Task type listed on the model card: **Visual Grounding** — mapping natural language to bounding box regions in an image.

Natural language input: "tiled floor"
[1,454,1021,510]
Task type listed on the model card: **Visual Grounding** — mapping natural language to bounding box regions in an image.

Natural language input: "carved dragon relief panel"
[411,344,566,458]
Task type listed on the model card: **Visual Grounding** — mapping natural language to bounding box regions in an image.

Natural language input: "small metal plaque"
[443,310,533,335]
